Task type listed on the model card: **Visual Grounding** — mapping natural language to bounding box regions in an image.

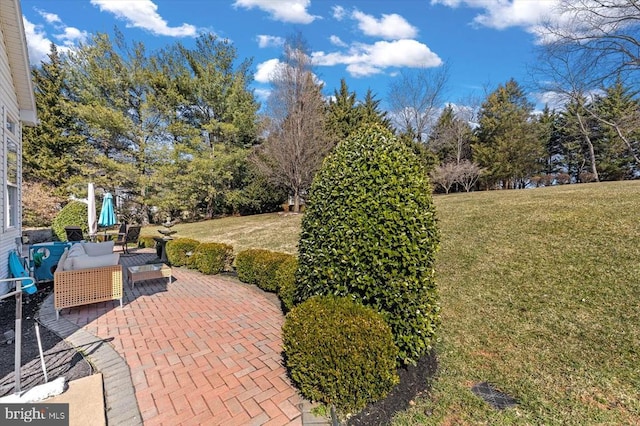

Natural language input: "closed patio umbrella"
[98,192,117,229]
[88,183,97,239]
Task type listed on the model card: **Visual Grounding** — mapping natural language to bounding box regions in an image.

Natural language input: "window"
[6,138,17,228]
[6,118,15,135]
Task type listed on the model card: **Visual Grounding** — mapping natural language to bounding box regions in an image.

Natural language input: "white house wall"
[0,15,23,279]
[0,21,19,114]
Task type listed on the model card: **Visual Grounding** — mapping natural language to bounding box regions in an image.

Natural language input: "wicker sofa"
[53,241,123,319]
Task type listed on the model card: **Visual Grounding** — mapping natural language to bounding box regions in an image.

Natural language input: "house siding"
[0,15,24,280]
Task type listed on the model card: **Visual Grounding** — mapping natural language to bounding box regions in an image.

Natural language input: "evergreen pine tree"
[22,44,86,190]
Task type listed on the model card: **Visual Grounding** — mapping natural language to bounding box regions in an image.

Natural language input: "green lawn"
[143,212,302,254]
[395,181,640,425]
[145,181,640,424]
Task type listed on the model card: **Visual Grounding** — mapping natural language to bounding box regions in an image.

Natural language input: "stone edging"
[38,294,142,426]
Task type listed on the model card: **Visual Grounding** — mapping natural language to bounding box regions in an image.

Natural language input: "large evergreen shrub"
[296,123,440,364]
[51,201,88,241]
[282,295,399,417]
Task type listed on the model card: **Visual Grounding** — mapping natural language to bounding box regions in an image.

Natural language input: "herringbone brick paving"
[60,250,303,425]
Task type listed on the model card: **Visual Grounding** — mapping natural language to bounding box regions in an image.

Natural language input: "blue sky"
[20,0,561,110]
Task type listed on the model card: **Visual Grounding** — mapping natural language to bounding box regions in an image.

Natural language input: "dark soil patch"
[0,281,92,396]
[347,350,438,426]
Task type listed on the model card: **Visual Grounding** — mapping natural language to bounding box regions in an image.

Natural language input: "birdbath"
[158,228,177,238]
[158,220,177,238]
[152,221,176,264]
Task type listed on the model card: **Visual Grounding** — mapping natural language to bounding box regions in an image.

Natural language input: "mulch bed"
[347,350,438,426]
[0,281,92,396]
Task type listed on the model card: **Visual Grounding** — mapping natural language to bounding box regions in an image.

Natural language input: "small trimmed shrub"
[165,238,200,267]
[282,295,399,417]
[138,235,156,249]
[296,123,440,365]
[191,242,234,275]
[235,249,291,292]
[51,201,88,241]
[276,256,298,312]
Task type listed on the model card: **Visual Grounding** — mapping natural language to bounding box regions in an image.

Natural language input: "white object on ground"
[0,376,66,403]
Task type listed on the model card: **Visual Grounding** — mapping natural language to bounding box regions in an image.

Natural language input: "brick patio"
[41,249,316,425]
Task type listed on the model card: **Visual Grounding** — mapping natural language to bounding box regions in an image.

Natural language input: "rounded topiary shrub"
[276,256,298,312]
[235,249,263,285]
[165,238,200,267]
[51,201,88,241]
[190,242,234,275]
[235,249,292,292]
[283,295,399,417]
[138,235,156,249]
[296,123,440,365]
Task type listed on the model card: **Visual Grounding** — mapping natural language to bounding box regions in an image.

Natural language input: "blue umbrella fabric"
[98,192,117,228]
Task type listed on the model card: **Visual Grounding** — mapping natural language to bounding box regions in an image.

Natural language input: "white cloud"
[233,0,317,24]
[257,35,284,48]
[430,0,465,7]
[351,9,418,40]
[23,17,53,65]
[90,0,197,37]
[329,35,347,47]
[36,9,61,24]
[33,8,87,47]
[430,0,559,42]
[312,39,442,77]
[345,62,382,77]
[254,88,271,102]
[535,91,570,110]
[255,57,324,87]
[255,58,281,83]
[55,27,89,47]
[332,5,346,21]
[472,1,556,31]
[23,13,88,64]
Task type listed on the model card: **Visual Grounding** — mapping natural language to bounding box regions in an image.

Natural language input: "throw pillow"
[56,248,69,272]
[82,241,115,256]
[67,243,86,258]
[72,253,120,270]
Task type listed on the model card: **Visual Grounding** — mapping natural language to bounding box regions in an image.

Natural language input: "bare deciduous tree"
[387,65,449,142]
[429,104,474,164]
[532,45,601,181]
[431,160,483,193]
[544,0,640,82]
[430,162,459,194]
[535,1,640,180]
[254,34,331,212]
[457,160,483,192]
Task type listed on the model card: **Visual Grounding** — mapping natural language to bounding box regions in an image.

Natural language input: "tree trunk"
[140,186,150,226]
[575,112,599,182]
[293,191,301,213]
[611,123,640,166]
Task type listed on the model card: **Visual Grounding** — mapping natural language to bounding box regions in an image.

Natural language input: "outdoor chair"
[114,225,141,254]
[116,222,127,235]
[64,226,84,242]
